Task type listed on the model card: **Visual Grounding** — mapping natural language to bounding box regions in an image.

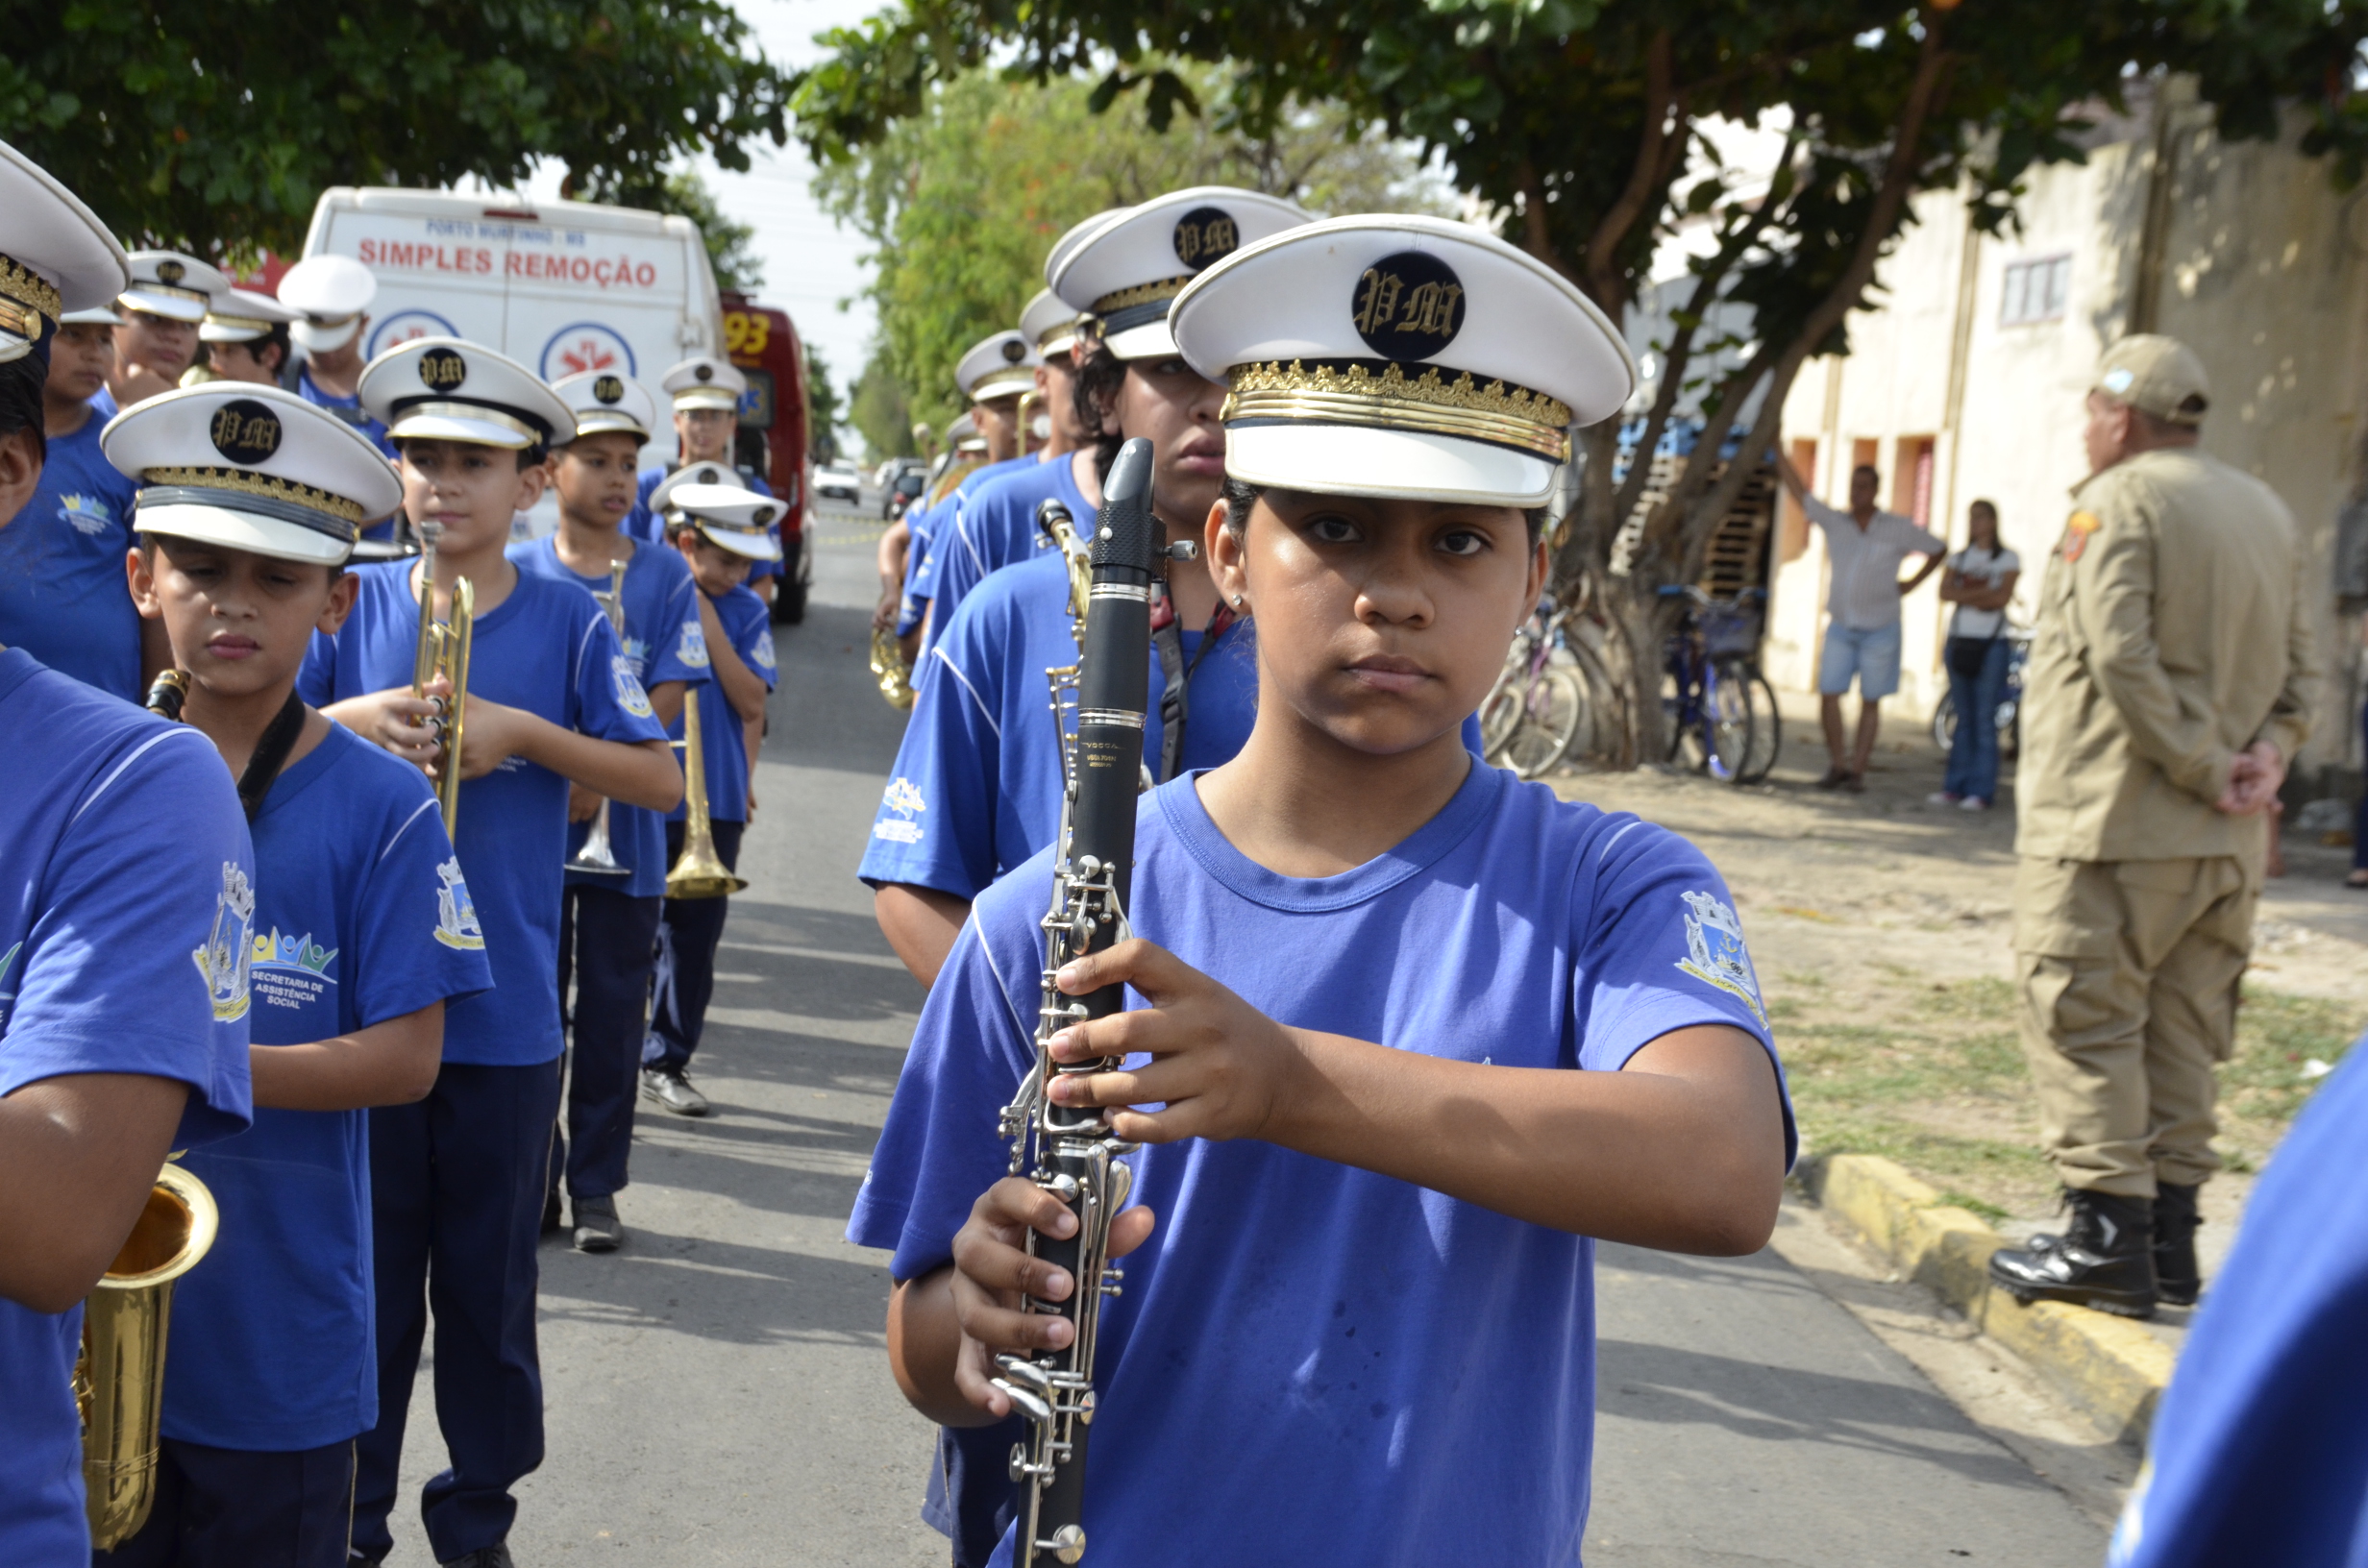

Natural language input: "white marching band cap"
[1021,288,1082,361]
[120,251,227,324]
[660,355,747,412]
[201,287,300,344]
[551,369,657,443]
[1050,187,1313,361]
[1171,214,1637,509]
[955,330,1038,403]
[646,460,740,514]
[946,410,984,453]
[104,382,404,566]
[277,256,378,353]
[0,139,129,366]
[359,337,572,453]
[1043,208,1128,295]
[663,482,783,561]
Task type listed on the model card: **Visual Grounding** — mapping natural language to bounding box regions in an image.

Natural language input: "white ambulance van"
[297,187,722,489]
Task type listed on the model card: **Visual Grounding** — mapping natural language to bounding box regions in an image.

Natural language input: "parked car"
[884,466,928,521]
[815,461,862,503]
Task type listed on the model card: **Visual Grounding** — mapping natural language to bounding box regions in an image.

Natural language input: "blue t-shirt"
[850,762,1791,1567]
[164,723,493,1453]
[299,562,669,1066]
[508,535,711,900]
[631,464,779,581]
[669,583,775,826]
[0,393,143,701]
[0,648,254,1564]
[2108,1040,2368,1568]
[899,455,1039,640]
[857,550,1258,901]
[920,454,1089,660]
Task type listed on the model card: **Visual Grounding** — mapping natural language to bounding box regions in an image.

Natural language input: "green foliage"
[2223,985,2365,1128]
[851,347,917,463]
[648,171,765,293]
[804,342,846,463]
[1,0,793,256]
[810,62,1447,438]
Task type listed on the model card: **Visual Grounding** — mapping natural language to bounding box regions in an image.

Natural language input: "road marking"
[720,939,910,970]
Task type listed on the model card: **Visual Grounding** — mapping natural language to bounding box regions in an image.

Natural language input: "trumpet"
[567,560,632,877]
[870,624,917,712]
[78,1163,218,1550]
[1016,388,1042,458]
[665,692,748,899]
[412,522,474,836]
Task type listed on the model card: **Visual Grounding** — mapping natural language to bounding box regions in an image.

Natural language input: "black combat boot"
[1987,1188,2158,1318]
[2152,1181,2203,1307]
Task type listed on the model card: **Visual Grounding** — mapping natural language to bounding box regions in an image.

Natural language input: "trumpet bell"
[79,1164,219,1550]
[870,625,916,712]
[664,848,748,901]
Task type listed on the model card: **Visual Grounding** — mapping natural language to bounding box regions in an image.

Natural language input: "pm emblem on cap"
[1172,208,1242,271]
[754,504,777,526]
[1001,338,1026,363]
[209,399,284,465]
[1352,253,1466,359]
[593,374,626,404]
[694,363,714,382]
[158,259,186,286]
[419,347,467,390]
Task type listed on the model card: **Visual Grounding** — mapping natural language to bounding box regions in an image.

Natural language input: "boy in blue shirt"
[894,330,1040,655]
[864,190,1313,992]
[0,299,145,698]
[631,356,781,597]
[0,138,257,1568]
[640,488,779,1116]
[104,380,494,1568]
[509,370,709,1252]
[305,338,681,1568]
[853,216,1793,1568]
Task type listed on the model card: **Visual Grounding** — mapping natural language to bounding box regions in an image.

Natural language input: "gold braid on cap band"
[141,466,370,526]
[132,281,211,305]
[1223,360,1574,461]
[1088,277,1191,317]
[0,257,63,331]
[206,313,277,333]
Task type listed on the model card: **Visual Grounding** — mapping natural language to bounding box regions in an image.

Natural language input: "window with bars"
[2001,255,2073,326]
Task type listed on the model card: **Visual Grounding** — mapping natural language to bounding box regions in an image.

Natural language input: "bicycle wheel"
[1504,666,1588,779]
[1931,692,1959,751]
[1733,663,1783,785]
[1698,662,1753,782]
[1479,664,1528,761]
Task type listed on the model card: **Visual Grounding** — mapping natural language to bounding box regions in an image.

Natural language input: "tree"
[851,346,918,463]
[3,0,792,257]
[805,341,847,463]
[810,62,1447,438]
[793,0,2368,758]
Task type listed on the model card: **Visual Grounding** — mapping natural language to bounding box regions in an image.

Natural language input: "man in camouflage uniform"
[1989,335,2319,1320]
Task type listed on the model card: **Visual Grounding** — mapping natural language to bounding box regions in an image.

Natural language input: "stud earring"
[1230,594,1245,608]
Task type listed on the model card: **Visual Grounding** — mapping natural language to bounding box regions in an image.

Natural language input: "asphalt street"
[379,494,2110,1566]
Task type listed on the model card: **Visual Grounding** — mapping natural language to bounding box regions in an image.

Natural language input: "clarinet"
[993,436,1158,1567]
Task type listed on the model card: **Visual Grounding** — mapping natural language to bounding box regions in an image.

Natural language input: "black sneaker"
[641,1065,710,1117]
[438,1547,514,1568]
[1988,1188,2157,1318]
[2153,1181,2203,1306]
[572,1195,623,1253]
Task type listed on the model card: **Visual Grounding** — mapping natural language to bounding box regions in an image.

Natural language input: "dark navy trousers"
[925,1419,1024,1567]
[644,820,744,1073]
[352,1060,560,1564]
[93,1435,355,1568]
[554,883,662,1198]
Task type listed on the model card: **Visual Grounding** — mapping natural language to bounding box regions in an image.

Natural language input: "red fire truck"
[720,290,813,624]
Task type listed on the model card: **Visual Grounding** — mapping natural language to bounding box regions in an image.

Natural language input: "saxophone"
[992,438,1157,1567]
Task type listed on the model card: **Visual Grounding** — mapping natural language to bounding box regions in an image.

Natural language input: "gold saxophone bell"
[77,1163,218,1550]
[665,694,749,900]
[411,525,475,836]
[870,624,916,712]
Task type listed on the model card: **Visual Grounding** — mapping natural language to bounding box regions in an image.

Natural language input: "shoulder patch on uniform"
[2060,509,2102,563]
[612,655,654,719]
[1674,891,1765,1027]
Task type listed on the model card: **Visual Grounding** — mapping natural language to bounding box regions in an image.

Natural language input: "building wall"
[1769,98,2365,778]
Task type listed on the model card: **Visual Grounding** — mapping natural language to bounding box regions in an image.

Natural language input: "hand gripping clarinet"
[992,437,1158,1567]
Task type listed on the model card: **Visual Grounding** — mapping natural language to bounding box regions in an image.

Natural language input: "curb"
[1795,1151,2174,1444]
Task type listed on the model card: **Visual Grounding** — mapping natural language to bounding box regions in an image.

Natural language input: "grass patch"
[1766,969,2368,1221]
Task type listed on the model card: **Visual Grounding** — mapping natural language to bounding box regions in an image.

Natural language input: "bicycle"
[1481,597,1591,779]
[1930,625,2032,758]
[1660,585,1782,785]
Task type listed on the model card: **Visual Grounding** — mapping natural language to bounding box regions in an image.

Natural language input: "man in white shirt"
[1778,456,1945,790]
